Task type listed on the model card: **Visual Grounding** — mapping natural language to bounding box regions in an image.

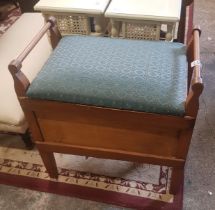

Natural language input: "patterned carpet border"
[0,144,182,209]
[0,157,173,202]
[0,154,183,210]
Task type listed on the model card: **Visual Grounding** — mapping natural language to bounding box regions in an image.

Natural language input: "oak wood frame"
[8,17,203,195]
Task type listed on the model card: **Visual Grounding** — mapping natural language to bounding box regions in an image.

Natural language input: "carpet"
[0,136,183,210]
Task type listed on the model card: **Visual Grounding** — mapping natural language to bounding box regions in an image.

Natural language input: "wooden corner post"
[8,17,61,175]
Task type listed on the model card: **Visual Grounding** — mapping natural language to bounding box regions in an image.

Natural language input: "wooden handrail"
[17,22,52,64]
[185,26,204,118]
[8,17,61,97]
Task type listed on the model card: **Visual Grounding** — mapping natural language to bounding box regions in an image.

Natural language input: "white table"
[105,0,182,40]
[34,0,111,35]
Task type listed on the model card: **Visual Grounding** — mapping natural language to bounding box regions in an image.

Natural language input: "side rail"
[8,17,61,97]
[185,26,204,118]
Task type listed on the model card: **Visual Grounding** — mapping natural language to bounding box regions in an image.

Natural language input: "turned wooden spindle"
[185,26,204,118]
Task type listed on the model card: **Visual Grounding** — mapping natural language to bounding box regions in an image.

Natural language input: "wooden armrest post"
[185,26,204,118]
[8,17,61,98]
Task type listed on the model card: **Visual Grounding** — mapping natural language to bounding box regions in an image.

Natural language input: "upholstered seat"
[27,36,188,116]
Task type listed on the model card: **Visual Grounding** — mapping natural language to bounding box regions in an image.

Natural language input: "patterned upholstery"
[27,36,188,116]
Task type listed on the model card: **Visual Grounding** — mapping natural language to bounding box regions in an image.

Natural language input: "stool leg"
[38,150,58,179]
[170,166,184,195]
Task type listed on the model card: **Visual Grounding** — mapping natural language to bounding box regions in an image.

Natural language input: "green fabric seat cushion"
[27,36,188,116]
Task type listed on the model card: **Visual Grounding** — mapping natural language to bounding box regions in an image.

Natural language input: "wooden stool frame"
[8,17,203,195]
